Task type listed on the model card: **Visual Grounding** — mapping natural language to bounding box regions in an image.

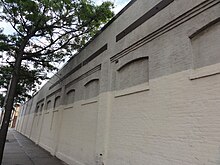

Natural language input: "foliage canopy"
[0,0,114,104]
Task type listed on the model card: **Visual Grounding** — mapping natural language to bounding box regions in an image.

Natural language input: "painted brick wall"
[16,0,220,165]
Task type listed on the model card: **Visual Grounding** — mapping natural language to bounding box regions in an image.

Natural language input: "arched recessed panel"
[191,20,220,68]
[35,106,40,113]
[54,96,61,108]
[40,104,44,112]
[66,89,75,105]
[117,57,149,90]
[46,100,52,110]
[84,79,99,100]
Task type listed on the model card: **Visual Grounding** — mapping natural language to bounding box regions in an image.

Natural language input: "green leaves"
[0,0,114,102]
[0,65,47,103]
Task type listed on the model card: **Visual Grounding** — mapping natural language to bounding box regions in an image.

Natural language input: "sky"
[1,0,130,34]
[96,0,130,13]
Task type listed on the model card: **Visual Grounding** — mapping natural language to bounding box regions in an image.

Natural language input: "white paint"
[17,68,220,165]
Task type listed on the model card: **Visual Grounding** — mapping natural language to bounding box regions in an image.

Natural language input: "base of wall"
[39,142,54,155]
[56,152,85,165]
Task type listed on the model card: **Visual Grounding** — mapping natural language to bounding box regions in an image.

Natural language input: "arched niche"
[191,20,220,69]
[54,96,61,108]
[65,89,75,105]
[84,79,100,100]
[40,104,44,112]
[117,57,149,90]
[35,105,40,113]
[46,100,52,110]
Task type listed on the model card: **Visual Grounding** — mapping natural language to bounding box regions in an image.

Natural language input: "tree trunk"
[0,55,22,163]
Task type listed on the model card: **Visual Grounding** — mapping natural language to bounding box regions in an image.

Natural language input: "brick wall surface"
[16,0,220,164]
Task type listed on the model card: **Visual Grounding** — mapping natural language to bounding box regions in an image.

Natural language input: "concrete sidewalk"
[2,129,67,165]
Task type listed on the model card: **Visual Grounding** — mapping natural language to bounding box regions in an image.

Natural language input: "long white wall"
[16,0,220,165]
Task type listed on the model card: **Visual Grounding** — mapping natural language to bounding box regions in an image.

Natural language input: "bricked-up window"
[35,105,40,113]
[191,20,220,69]
[40,104,44,112]
[84,79,99,100]
[66,89,75,105]
[46,100,52,110]
[54,96,61,108]
[116,57,149,90]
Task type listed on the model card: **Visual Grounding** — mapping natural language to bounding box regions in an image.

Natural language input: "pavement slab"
[2,129,67,165]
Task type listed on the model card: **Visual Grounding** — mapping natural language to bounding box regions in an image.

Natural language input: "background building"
[10,104,20,128]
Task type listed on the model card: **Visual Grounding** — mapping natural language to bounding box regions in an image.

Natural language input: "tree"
[0,65,47,104]
[0,0,114,162]
[0,94,3,108]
